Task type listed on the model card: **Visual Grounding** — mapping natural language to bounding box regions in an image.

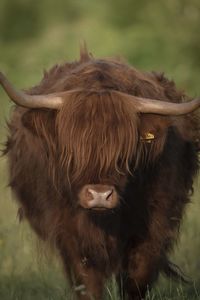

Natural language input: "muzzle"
[78,184,119,210]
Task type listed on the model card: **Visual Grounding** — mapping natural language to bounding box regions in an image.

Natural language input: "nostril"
[87,189,96,200]
[106,189,113,201]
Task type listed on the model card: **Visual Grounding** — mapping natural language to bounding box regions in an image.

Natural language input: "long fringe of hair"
[56,90,139,185]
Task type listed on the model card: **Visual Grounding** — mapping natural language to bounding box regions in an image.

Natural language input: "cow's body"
[2,50,199,299]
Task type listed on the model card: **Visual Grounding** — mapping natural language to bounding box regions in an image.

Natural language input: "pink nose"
[88,188,113,202]
[78,184,118,210]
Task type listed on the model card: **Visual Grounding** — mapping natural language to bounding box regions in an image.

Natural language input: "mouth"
[90,207,109,211]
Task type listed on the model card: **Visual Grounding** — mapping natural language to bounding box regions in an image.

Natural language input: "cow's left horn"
[115,91,200,115]
[0,72,64,109]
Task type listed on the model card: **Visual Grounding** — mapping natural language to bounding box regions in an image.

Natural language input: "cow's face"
[56,90,139,211]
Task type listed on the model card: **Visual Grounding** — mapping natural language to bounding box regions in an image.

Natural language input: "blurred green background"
[0,0,200,299]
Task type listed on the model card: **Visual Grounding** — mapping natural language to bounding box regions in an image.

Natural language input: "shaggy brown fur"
[4,47,199,300]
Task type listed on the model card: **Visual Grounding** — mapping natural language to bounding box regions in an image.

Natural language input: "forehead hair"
[56,90,139,185]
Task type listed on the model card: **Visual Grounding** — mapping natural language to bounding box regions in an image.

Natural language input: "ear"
[139,114,171,143]
[139,113,200,152]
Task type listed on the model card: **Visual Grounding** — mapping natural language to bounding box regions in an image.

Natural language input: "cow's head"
[56,89,139,211]
[1,48,199,211]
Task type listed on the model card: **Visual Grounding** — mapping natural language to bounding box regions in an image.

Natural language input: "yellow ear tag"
[140,132,155,143]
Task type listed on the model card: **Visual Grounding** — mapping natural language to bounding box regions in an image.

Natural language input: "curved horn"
[115,91,200,115]
[0,72,65,109]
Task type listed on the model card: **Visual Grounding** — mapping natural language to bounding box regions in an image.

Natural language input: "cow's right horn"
[0,72,65,109]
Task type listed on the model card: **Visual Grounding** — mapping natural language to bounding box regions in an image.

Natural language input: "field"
[0,1,200,299]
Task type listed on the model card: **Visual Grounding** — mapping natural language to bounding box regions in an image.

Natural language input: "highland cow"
[0,47,199,300]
